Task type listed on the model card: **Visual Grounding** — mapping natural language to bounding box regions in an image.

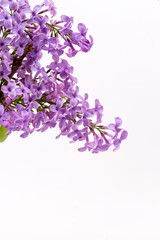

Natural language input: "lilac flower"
[17,0,31,17]
[12,12,23,25]
[16,8,28,21]
[34,14,48,28]
[0,0,127,153]
[93,99,104,123]
[5,97,11,105]
[13,109,34,138]
[0,105,5,125]
[70,23,87,42]
[31,5,41,17]
[57,59,73,79]
[47,52,59,70]
[12,24,25,38]
[80,35,94,53]
[0,66,10,82]
[12,2,18,10]
[33,33,48,48]
[67,86,80,107]
[28,43,42,61]
[47,40,64,57]
[15,37,28,56]
[61,15,73,29]
[0,37,11,51]
[90,137,110,154]
[1,81,17,99]
[38,118,56,132]
[78,23,88,37]
[50,98,64,119]
[0,0,8,7]
[15,83,31,102]
[0,105,9,125]
[113,130,128,152]
[0,51,13,69]
[0,0,16,8]
[43,0,56,17]
[0,9,12,29]
[108,117,123,138]
[31,80,46,98]
[8,0,18,10]
[66,47,78,58]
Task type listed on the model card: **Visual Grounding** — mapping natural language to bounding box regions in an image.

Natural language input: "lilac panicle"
[0,0,127,153]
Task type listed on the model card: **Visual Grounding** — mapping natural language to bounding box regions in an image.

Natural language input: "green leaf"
[0,125,8,142]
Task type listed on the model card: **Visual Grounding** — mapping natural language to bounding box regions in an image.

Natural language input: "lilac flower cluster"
[0,0,128,152]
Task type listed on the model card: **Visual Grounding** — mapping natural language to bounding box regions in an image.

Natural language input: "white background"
[1,0,160,239]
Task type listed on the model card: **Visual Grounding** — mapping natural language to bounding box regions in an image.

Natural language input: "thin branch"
[8,43,34,79]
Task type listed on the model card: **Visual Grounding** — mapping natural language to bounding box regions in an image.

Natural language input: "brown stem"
[8,43,34,79]
[0,43,34,102]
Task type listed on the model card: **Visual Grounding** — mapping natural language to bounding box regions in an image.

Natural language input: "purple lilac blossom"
[0,0,127,153]
[0,105,9,125]
[1,81,17,99]
[0,9,12,29]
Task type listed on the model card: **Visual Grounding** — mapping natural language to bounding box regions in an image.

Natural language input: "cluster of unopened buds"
[0,0,128,153]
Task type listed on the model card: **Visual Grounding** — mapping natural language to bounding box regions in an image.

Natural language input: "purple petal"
[78,146,87,152]
[71,32,82,41]
[0,0,8,7]
[115,117,122,127]
[21,110,30,120]
[9,2,18,10]
[98,144,110,152]
[3,112,9,120]
[8,81,16,89]
[33,5,41,13]
[52,53,59,63]
[70,97,78,106]
[107,124,115,131]
[4,20,12,29]
[61,15,70,22]
[0,14,4,20]
[56,98,64,109]
[50,105,56,112]
[9,92,16,99]
[66,48,78,58]
[113,146,120,152]
[4,37,11,44]
[0,105,4,115]
[68,131,76,138]
[59,118,66,129]
[15,88,22,95]
[78,23,87,35]
[1,85,7,93]
[120,130,128,141]
[20,131,29,138]
[76,119,83,126]
[60,71,68,79]
[17,47,24,56]
[113,138,121,147]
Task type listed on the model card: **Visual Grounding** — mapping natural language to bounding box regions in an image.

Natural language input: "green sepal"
[0,125,8,142]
